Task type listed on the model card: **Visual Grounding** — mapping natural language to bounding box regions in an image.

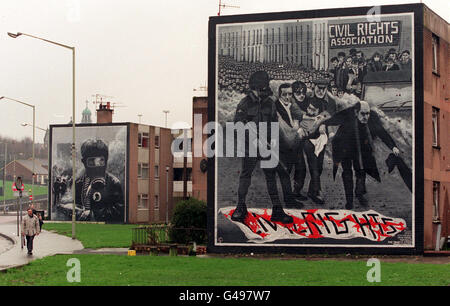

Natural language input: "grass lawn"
[0,180,47,200]
[43,223,136,249]
[0,254,448,286]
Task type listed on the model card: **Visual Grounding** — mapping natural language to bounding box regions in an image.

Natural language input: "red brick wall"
[423,6,450,250]
[158,127,174,223]
[5,162,32,183]
[128,124,138,223]
[192,96,208,202]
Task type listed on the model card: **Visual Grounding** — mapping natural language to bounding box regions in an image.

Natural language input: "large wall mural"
[50,124,127,223]
[213,12,415,249]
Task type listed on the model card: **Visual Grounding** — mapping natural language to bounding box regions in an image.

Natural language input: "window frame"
[138,193,149,209]
[432,182,440,223]
[431,34,439,75]
[154,165,159,179]
[138,132,150,148]
[432,107,439,148]
[154,195,159,210]
[138,162,149,179]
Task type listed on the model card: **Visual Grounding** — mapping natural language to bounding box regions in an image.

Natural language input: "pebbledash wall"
[48,122,174,224]
[206,3,449,254]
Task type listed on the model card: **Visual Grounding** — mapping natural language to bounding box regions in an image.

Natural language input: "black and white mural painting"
[214,13,414,248]
[50,124,127,223]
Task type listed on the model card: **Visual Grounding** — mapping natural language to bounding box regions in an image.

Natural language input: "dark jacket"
[399,60,412,70]
[368,60,383,72]
[325,107,397,182]
[75,172,125,222]
[383,63,400,71]
[234,91,278,157]
[335,66,350,91]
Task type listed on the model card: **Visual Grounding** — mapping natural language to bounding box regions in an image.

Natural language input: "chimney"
[97,102,113,124]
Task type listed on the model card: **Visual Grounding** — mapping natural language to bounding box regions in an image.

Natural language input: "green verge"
[0,255,448,286]
[43,223,136,249]
[0,180,47,200]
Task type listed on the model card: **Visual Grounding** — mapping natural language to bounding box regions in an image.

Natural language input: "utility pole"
[3,143,6,214]
[165,166,169,224]
[183,129,188,200]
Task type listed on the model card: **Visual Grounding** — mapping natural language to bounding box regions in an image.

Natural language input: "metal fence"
[131,224,207,247]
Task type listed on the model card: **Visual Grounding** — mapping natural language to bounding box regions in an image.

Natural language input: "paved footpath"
[0,214,84,271]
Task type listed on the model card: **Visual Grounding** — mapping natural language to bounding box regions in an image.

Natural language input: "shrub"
[169,198,207,244]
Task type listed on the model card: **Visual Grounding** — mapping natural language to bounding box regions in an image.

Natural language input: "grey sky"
[0,0,448,143]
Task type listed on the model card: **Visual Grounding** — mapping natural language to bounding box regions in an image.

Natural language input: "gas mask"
[83,156,107,204]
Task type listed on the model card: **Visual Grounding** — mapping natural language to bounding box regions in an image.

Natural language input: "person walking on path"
[22,208,40,255]
[29,203,43,231]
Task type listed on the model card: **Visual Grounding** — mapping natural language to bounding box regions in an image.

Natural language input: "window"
[138,194,149,209]
[432,107,439,147]
[433,182,440,222]
[154,165,159,179]
[173,168,192,181]
[138,132,149,148]
[155,135,160,148]
[138,163,149,179]
[154,195,159,210]
[432,34,439,74]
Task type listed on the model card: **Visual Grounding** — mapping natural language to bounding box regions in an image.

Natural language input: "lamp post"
[0,96,35,208]
[0,142,6,214]
[21,123,46,132]
[8,32,77,239]
[182,129,188,200]
[165,166,169,224]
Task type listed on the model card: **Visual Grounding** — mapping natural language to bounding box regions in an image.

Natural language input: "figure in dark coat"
[324,101,401,209]
[75,139,125,222]
[232,71,293,224]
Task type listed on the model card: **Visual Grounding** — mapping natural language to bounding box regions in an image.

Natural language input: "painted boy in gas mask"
[75,139,124,222]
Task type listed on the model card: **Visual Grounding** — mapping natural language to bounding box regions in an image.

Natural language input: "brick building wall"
[192,96,208,202]
[127,123,174,224]
[5,161,32,183]
[422,6,449,250]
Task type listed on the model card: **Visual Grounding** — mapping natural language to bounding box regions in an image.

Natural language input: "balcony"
[173,181,192,193]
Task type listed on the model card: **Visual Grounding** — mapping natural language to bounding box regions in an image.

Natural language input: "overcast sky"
[0,0,448,143]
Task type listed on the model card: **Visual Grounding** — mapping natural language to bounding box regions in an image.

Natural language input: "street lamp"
[0,96,35,208]
[166,166,169,224]
[21,123,46,132]
[8,31,77,239]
